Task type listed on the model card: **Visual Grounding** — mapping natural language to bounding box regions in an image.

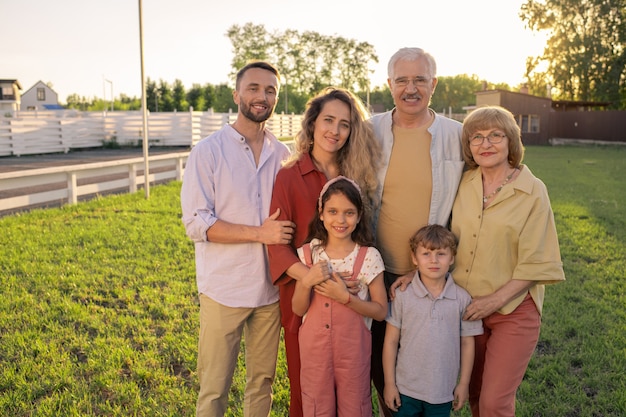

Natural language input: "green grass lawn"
[0,145,624,416]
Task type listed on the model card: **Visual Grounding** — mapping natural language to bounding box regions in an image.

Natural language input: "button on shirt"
[180,124,290,308]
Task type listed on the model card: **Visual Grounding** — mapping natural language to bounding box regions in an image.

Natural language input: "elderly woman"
[450,105,565,416]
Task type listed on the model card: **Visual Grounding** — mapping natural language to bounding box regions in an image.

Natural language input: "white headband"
[318,176,362,209]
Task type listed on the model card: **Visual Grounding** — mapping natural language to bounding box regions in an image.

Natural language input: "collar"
[467,165,535,197]
[391,108,436,130]
[410,271,458,300]
[225,123,269,146]
[297,152,319,175]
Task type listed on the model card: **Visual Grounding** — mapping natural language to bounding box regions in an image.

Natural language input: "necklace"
[483,169,516,203]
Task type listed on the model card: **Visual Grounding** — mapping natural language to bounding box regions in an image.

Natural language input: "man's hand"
[389,273,414,301]
[259,208,295,244]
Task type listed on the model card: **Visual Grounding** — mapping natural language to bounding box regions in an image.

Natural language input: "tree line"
[65,74,508,115]
[65,1,626,112]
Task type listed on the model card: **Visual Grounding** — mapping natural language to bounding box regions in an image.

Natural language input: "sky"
[2,0,549,102]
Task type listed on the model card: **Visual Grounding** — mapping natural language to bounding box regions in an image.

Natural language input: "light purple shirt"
[181,124,290,308]
[387,272,483,404]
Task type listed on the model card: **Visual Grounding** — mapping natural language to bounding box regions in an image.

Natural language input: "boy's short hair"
[409,224,457,255]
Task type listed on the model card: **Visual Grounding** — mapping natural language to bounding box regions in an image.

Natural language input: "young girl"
[293,176,387,417]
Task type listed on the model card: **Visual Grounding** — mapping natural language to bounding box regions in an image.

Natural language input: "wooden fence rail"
[0,110,303,157]
[0,152,190,215]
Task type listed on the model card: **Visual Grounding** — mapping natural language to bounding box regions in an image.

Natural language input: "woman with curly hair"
[268,86,381,417]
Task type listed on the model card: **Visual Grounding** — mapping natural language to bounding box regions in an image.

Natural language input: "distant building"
[0,79,22,112]
[20,81,62,111]
[471,88,624,145]
[473,89,552,145]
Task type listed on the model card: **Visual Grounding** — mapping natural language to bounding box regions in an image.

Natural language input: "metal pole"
[138,0,150,199]
[105,79,114,111]
[284,74,288,113]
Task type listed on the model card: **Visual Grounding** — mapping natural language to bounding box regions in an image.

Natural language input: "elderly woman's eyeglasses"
[393,77,431,87]
[469,132,507,146]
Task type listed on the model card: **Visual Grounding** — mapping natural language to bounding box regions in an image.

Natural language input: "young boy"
[382,224,483,416]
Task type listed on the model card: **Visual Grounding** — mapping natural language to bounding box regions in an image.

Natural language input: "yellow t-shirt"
[451,165,565,315]
[376,124,432,275]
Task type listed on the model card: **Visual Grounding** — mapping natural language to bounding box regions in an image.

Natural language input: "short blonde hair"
[461,106,525,170]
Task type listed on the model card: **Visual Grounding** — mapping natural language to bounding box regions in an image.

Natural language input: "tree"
[225,22,274,81]
[520,0,626,108]
[66,94,92,111]
[367,85,394,113]
[212,84,236,113]
[117,94,141,111]
[202,84,216,111]
[172,79,189,111]
[431,75,485,113]
[187,83,206,111]
[225,23,378,99]
[276,89,308,115]
[523,56,551,98]
[145,78,159,112]
[157,79,175,112]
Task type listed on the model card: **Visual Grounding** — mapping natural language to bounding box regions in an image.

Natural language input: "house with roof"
[20,80,63,111]
[0,79,22,113]
[470,87,624,145]
[473,88,552,145]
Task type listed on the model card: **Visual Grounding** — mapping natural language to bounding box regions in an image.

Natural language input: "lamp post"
[104,79,114,111]
[284,73,288,113]
[138,0,150,199]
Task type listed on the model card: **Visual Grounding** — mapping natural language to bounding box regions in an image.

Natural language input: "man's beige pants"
[196,294,281,417]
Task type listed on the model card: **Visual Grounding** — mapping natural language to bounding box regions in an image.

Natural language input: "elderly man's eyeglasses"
[469,132,507,146]
[393,77,431,87]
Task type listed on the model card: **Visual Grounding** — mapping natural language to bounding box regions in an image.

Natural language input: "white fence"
[0,152,189,215]
[0,110,303,157]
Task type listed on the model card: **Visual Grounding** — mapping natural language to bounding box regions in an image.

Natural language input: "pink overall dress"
[299,244,373,417]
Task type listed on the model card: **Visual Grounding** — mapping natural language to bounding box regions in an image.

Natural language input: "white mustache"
[402,93,422,100]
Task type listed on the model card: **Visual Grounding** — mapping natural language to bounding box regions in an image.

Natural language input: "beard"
[239,99,273,123]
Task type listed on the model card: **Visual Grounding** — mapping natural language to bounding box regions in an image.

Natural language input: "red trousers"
[470,294,541,417]
[284,326,303,417]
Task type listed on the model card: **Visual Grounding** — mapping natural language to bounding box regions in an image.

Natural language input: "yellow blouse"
[451,165,565,315]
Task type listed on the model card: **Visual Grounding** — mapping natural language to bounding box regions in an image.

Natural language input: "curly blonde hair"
[285,87,382,216]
